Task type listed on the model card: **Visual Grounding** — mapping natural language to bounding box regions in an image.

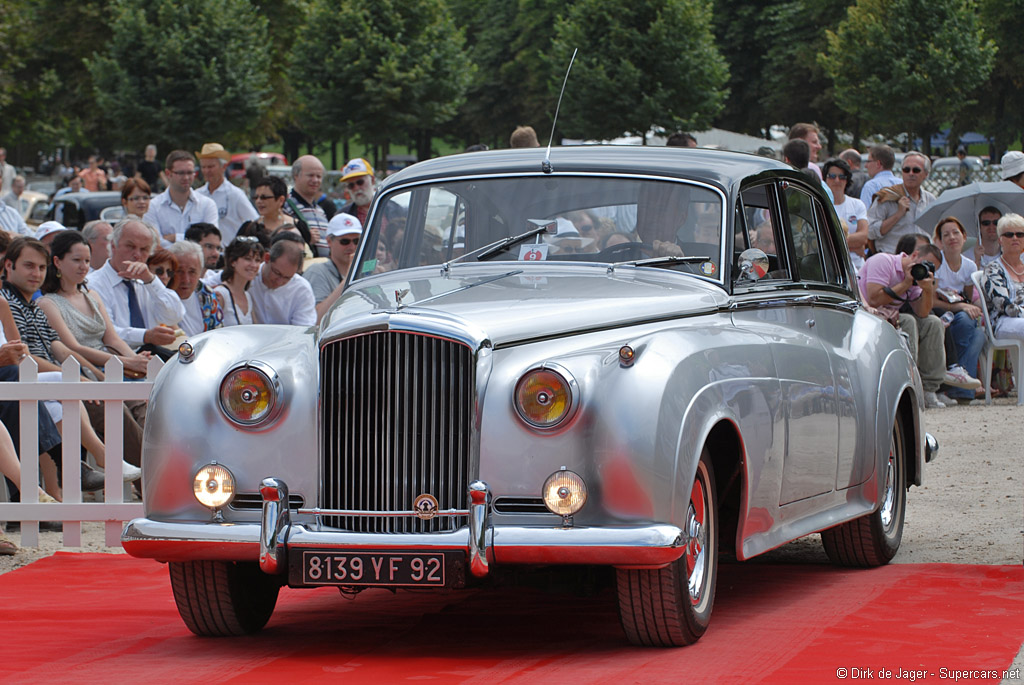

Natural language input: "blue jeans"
[945,311,985,399]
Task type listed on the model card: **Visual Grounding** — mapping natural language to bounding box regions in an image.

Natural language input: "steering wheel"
[596,241,654,262]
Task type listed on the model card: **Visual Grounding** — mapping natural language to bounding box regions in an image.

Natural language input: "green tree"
[87,0,272,151]
[711,0,774,137]
[820,0,995,154]
[446,0,562,148]
[956,0,1021,158]
[551,0,728,143]
[291,0,472,162]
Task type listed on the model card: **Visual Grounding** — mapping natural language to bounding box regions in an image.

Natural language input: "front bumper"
[121,479,687,577]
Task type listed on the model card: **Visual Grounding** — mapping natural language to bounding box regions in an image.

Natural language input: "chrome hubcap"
[685,478,707,604]
[880,443,896,530]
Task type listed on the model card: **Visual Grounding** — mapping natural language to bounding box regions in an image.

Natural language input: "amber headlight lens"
[193,463,235,509]
[543,470,587,516]
[220,366,277,426]
[514,367,575,429]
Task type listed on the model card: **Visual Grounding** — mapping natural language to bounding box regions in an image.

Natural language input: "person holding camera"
[858,242,978,408]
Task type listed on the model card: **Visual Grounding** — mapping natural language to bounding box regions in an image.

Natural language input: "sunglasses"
[1000,232,1024,239]
[980,219,1000,226]
[236,236,259,243]
[826,173,849,180]
[902,166,923,174]
[152,266,170,277]
[346,177,368,189]
[252,194,276,201]
[337,237,359,245]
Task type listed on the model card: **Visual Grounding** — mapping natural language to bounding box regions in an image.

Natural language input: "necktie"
[123,279,145,328]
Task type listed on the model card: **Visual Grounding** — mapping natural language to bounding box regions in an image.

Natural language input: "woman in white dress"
[214,237,265,326]
[822,158,869,271]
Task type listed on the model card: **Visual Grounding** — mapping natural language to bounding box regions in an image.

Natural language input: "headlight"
[219,363,280,426]
[542,469,587,517]
[514,364,578,429]
[193,463,235,509]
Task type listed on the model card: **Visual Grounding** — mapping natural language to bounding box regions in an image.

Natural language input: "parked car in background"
[45,191,122,230]
[228,152,288,182]
[9,190,49,226]
[123,146,936,647]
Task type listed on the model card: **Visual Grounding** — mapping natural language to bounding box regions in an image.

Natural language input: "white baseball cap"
[326,212,362,238]
[35,221,67,241]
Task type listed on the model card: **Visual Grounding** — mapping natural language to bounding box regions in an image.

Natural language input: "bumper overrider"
[122,479,689,584]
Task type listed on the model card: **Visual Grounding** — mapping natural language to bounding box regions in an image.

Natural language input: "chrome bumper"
[121,479,687,576]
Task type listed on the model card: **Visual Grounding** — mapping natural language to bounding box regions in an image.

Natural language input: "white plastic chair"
[971,270,1024,406]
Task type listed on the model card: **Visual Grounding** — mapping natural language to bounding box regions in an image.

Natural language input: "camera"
[909,261,936,283]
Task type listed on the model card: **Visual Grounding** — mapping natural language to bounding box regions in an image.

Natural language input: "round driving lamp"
[193,463,235,509]
[514,366,577,429]
[219,364,279,426]
[542,469,587,517]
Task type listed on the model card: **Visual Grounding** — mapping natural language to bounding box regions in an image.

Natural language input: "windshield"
[353,175,725,282]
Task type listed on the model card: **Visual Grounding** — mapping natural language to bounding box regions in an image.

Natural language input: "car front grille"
[320,331,474,533]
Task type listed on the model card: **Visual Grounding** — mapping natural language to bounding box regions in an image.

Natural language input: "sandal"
[0,532,17,556]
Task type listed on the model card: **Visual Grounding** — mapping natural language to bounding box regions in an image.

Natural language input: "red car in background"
[227,152,288,181]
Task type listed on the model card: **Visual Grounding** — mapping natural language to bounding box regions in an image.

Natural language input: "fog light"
[542,469,587,517]
[193,463,235,509]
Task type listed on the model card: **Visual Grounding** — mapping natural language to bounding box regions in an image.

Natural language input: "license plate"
[300,551,446,587]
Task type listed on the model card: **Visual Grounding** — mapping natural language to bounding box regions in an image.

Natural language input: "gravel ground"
[1,400,1021,575]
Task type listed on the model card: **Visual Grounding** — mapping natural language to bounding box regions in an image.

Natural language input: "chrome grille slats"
[320,331,473,533]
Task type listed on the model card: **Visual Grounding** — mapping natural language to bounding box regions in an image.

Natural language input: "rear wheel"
[617,449,718,646]
[169,560,281,636]
[821,416,907,567]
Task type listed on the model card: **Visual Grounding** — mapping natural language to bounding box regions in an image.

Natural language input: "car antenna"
[543,48,577,175]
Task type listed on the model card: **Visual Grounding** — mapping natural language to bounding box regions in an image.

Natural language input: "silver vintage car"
[123,146,936,646]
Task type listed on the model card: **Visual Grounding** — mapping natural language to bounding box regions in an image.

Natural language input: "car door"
[731,182,840,506]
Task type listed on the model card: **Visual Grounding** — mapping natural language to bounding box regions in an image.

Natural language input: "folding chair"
[971,270,1024,406]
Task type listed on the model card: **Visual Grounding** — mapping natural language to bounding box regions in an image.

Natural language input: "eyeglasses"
[252,194,276,201]
[336,237,359,245]
[346,177,368,189]
[127,195,150,202]
[826,173,849,180]
[201,242,224,253]
[578,224,594,234]
[902,166,923,174]
[1000,231,1024,239]
[980,219,1000,226]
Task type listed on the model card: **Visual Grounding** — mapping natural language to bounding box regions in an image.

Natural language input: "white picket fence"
[0,356,162,549]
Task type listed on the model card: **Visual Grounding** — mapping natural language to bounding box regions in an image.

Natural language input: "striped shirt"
[283,190,330,257]
[1,283,58,363]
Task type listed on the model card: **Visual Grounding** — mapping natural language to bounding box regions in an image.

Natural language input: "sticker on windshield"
[699,261,717,277]
[361,259,378,273]
[519,244,549,261]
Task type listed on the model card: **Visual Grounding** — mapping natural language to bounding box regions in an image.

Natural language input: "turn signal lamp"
[542,469,587,517]
[193,463,235,509]
[514,365,577,429]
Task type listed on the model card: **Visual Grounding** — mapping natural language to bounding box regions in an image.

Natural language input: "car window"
[736,184,789,283]
[354,176,725,282]
[781,184,842,286]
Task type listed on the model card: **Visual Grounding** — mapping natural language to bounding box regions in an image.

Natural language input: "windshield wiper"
[609,255,710,272]
[443,221,555,270]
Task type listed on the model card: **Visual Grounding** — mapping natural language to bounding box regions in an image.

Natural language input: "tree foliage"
[551,0,728,142]
[820,0,995,153]
[87,0,272,151]
[291,0,472,157]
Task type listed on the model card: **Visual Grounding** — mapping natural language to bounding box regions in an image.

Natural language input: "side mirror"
[738,248,769,281]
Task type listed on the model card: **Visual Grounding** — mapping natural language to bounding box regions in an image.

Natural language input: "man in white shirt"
[0,199,29,236]
[249,233,316,326]
[0,147,15,196]
[143,150,218,245]
[195,143,258,245]
[87,218,185,351]
[167,240,223,335]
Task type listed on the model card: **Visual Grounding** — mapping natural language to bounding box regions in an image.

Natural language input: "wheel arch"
[702,419,745,560]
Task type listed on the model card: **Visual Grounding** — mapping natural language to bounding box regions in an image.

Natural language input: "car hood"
[321,264,727,347]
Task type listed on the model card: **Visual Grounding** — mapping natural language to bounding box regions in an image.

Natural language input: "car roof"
[54,191,122,206]
[380,146,793,193]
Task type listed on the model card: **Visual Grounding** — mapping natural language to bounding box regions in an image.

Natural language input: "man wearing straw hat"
[195,142,258,245]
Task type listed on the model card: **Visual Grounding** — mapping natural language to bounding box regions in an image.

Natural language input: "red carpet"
[0,553,1021,684]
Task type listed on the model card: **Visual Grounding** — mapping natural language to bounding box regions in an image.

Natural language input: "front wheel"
[169,560,281,636]
[616,449,718,646]
[821,416,907,566]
